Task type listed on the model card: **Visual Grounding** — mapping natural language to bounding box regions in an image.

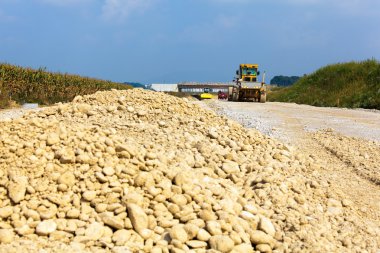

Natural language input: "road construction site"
[0,89,379,252]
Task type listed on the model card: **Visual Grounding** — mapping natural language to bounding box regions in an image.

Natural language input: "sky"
[1,0,380,84]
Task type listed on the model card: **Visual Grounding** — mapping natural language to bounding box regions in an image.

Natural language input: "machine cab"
[238,64,260,82]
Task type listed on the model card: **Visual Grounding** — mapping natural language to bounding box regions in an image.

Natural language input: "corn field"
[0,63,131,108]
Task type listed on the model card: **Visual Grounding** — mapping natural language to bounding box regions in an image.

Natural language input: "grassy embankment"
[0,63,131,109]
[269,59,380,109]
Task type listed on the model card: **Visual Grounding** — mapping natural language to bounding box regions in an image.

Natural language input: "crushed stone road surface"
[205,100,380,143]
[206,99,380,243]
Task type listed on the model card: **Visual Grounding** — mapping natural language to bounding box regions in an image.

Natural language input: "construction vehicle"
[200,87,213,99]
[218,91,227,100]
[228,64,267,103]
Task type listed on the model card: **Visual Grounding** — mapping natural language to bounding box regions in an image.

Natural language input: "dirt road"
[206,100,380,248]
[206,101,380,143]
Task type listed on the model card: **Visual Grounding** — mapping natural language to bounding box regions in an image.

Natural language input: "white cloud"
[101,0,157,22]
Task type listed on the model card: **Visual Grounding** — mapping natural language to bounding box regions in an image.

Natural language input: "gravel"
[0,107,41,122]
[0,91,379,252]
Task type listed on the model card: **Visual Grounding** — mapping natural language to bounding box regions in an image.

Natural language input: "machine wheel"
[260,94,266,103]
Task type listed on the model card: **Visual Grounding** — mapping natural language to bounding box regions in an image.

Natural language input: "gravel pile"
[0,89,378,252]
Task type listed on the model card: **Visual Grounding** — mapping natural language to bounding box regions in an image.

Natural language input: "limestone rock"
[8,176,28,203]
[258,217,276,237]
[85,222,104,240]
[0,229,14,243]
[127,203,148,233]
[100,213,124,230]
[36,220,57,235]
[209,235,235,253]
[0,206,13,218]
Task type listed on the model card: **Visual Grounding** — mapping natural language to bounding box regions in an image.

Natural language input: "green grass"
[0,63,131,109]
[269,59,380,109]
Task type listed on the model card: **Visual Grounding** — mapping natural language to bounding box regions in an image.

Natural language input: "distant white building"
[151,84,178,92]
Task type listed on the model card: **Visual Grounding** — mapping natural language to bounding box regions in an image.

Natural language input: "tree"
[270,76,300,86]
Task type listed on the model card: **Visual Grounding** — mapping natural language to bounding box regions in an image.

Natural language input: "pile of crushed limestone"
[0,89,378,253]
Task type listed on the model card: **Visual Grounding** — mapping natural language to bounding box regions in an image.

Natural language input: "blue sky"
[1,0,379,84]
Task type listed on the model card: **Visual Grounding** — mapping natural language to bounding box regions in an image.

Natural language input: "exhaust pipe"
[262,71,266,84]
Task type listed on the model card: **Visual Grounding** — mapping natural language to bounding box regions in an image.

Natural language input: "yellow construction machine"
[200,87,213,99]
[228,64,267,103]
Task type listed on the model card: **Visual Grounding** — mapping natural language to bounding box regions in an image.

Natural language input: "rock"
[112,229,130,245]
[58,172,76,187]
[103,167,115,176]
[197,229,211,241]
[184,223,199,239]
[66,209,80,219]
[47,133,60,145]
[256,244,272,252]
[231,244,254,253]
[169,225,188,243]
[82,190,97,201]
[222,161,240,174]
[209,235,235,253]
[36,220,57,235]
[258,217,276,237]
[100,213,124,230]
[85,222,104,240]
[208,128,219,139]
[206,221,222,235]
[248,230,274,246]
[127,203,148,233]
[199,210,217,221]
[8,176,28,203]
[0,206,13,218]
[15,225,34,236]
[186,240,207,248]
[0,229,14,243]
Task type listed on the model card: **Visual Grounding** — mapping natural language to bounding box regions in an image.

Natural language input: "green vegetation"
[269,59,380,109]
[270,75,300,86]
[0,63,131,108]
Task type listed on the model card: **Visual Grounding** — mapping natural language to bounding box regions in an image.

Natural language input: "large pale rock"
[258,217,276,237]
[0,206,13,218]
[0,229,14,243]
[231,244,254,253]
[209,235,235,253]
[112,229,131,246]
[169,225,188,243]
[197,229,211,241]
[248,230,274,246]
[47,133,60,145]
[127,203,148,233]
[58,172,76,187]
[186,240,207,248]
[100,213,124,230]
[36,220,57,235]
[82,190,97,201]
[222,161,240,174]
[85,222,104,240]
[8,176,28,203]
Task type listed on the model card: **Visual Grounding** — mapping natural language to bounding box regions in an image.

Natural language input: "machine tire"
[260,94,266,103]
